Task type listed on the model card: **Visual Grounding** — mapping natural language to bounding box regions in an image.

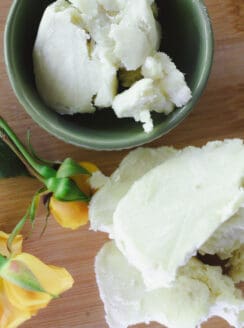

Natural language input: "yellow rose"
[0,232,73,328]
[50,161,99,230]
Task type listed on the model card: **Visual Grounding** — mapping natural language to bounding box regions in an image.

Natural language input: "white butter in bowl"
[33,0,192,133]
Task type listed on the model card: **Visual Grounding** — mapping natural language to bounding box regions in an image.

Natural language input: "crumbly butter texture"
[92,141,244,327]
[95,241,244,328]
[33,0,191,132]
[90,140,244,290]
[112,53,192,133]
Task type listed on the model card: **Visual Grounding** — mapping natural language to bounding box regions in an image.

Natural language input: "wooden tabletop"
[0,1,244,327]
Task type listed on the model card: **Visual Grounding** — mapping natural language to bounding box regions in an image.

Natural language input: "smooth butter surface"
[113,140,244,289]
[33,1,117,114]
[89,146,177,235]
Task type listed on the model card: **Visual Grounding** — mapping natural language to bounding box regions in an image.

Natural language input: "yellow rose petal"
[0,279,31,328]
[15,253,73,294]
[72,161,99,196]
[79,162,99,174]
[0,232,22,258]
[50,197,89,229]
[3,253,73,312]
[3,279,51,313]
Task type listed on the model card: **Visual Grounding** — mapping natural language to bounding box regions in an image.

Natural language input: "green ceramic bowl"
[4,0,213,150]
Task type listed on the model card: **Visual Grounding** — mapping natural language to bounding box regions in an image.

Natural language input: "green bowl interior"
[5,0,213,150]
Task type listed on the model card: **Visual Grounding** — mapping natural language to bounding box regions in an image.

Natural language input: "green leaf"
[0,258,56,297]
[0,139,29,179]
[57,158,91,179]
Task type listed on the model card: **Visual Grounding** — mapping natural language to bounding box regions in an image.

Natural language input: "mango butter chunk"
[113,79,173,133]
[95,241,244,328]
[109,0,160,70]
[34,0,192,132]
[89,146,177,235]
[113,140,244,289]
[33,1,117,114]
[70,0,117,64]
[142,52,192,107]
[200,208,244,260]
[113,52,191,133]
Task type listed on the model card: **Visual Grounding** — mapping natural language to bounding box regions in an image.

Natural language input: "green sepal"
[7,187,47,251]
[57,158,91,179]
[45,177,90,202]
[0,254,8,269]
[29,187,47,225]
[0,257,56,297]
[7,212,29,252]
[38,166,57,180]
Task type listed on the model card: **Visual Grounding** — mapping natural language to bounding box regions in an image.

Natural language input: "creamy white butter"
[33,0,192,132]
[89,146,177,235]
[142,52,192,107]
[93,141,244,327]
[96,241,244,328]
[109,0,160,70]
[113,140,244,289]
[112,53,192,133]
[33,1,118,114]
[112,78,174,133]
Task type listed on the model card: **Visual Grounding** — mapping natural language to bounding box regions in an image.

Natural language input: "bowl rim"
[4,0,214,151]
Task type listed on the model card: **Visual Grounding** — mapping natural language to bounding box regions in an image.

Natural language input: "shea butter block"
[90,140,244,290]
[96,242,244,328]
[33,0,192,133]
[92,140,244,327]
[113,140,244,289]
[89,146,177,235]
[33,1,117,114]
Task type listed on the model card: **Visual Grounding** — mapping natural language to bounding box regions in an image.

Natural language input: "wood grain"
[0,0,244,327]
